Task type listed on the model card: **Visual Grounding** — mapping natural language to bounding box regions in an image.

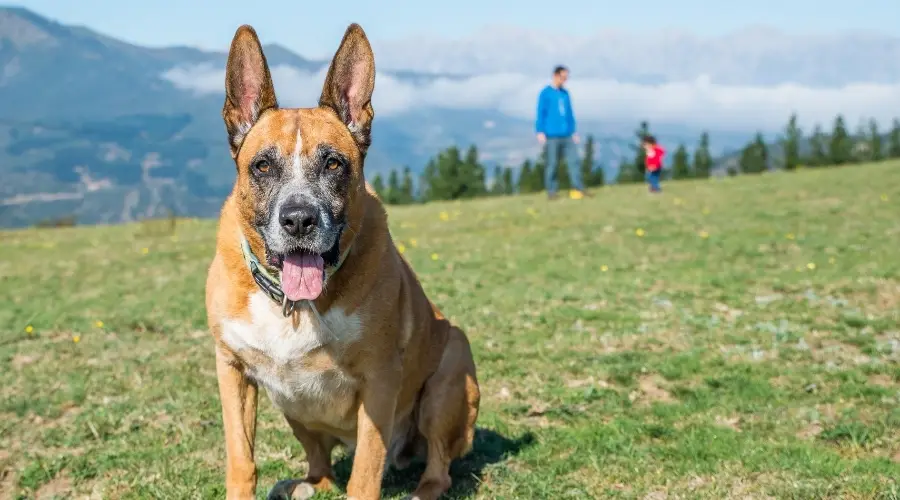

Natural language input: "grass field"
[2,161,900,499]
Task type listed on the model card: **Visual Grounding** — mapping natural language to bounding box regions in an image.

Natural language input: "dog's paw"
[266,480,316,500]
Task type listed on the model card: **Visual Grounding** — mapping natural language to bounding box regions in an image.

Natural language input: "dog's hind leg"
[267,419,338,500]
[407,326,480,500]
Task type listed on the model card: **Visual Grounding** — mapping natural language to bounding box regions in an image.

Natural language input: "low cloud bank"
[163,65,900,132]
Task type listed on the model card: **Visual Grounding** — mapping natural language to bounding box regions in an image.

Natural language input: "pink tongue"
[280,253,325,301]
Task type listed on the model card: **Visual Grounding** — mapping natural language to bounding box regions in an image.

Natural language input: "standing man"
[535,65,588,200]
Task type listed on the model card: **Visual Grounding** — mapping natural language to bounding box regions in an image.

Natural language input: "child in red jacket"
[643,135,665,193]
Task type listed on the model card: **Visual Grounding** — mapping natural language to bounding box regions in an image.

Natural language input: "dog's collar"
[239,233,353,317]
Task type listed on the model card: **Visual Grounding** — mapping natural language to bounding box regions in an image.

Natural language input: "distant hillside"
[0,7,765,227]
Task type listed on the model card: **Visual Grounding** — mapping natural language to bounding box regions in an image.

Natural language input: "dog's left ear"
[319,24,376,154]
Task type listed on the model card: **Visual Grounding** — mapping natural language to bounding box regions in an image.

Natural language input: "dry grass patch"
[631,375,676,406]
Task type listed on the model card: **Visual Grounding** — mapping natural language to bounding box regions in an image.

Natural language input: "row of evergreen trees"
[725,115,900,175]
[371,114,900,204]
[372,137,609,204]
[370,138,604,204]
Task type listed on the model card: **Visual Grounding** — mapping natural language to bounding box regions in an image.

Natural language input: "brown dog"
[204,23,480,500]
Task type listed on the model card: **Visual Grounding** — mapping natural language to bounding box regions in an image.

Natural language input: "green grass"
[3,162,900,499]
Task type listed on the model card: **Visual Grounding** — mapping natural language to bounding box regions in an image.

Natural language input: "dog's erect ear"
[222,25,277,158]
[319,24,376,154]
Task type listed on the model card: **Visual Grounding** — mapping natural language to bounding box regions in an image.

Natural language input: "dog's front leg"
[346,375,400,500]
[216,347,259,499]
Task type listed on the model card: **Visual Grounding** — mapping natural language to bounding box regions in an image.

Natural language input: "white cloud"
[162,64,900,132]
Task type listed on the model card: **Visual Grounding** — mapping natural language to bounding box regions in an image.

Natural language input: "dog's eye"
[326,158,341,171]
[253,160,271,174]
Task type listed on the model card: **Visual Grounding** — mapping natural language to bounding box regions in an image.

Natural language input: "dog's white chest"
[221,292,363,429]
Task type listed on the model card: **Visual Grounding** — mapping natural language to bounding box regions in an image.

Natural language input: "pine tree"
[589,163,605,187]
[490,166,504,196]
[371,173,386,198]
[851,121,870,163]
[460,145,487,198]
[755,133,769,172]
[889,118,900,158]
[632,121,651,176]
[501,167,514,195]
[443,146,466,198]
[399,166,415,204]
[534,145,548,192]
[672,144,691,179]
[420,147,462,201]
[782,113,802,170]
[420,159,439,202]
[386,169,401,204]
[617,158,640,184]
[419,144,492,201]
[518,160,537,193]
[580,135,596,187]
[807,124,828,167]
[829,115,852,165]
[739,132,768,174]
[869,118,883,162]
[738,143,756,174]
[692,131,713,178]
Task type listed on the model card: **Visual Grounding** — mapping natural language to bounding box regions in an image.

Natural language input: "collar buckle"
[281,296,296,317]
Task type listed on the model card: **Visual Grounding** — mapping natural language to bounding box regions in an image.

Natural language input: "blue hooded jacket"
[535,85,576,138]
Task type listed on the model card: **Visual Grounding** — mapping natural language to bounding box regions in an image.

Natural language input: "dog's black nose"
[279,204,319,236]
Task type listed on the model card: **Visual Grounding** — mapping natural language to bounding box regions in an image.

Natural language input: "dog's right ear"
[318,24,376,154]
[222,25,277,158]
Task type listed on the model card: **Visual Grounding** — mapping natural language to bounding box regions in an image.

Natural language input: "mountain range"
[1,6,898,227]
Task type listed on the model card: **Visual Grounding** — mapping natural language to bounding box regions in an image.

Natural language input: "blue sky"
[13,0,900,57]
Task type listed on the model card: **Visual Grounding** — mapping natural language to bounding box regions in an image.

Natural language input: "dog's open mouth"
[269,251,325,302]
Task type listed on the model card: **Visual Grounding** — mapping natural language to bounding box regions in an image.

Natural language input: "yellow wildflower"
[141,247,149,254]
[807,262,816,270]
[72,335,81,343]
[601,265,609,272]
[397,243,406,254]
[94,320,104,328]
[409,238,418,247]
[699,230,709,239]
[25,325,34,334]
[439,211,449,221]
[635,228,645,237]
[431,253,439,261]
